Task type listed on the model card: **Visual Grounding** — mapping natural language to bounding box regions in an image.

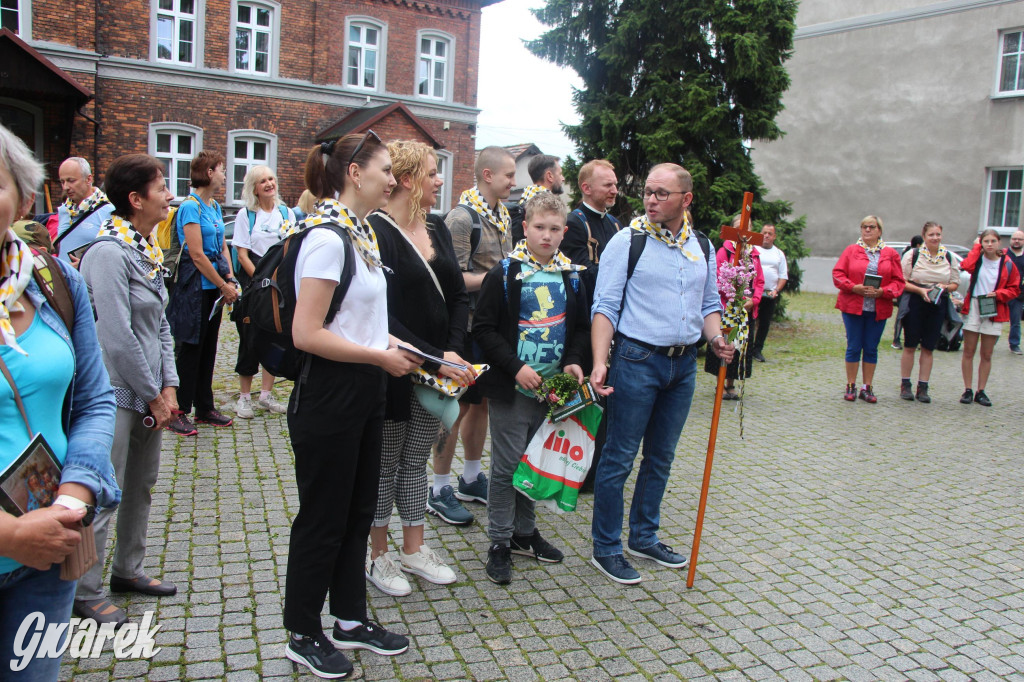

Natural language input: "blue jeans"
[841,312,887,364]
[0,564,76,680]
[1008,298,1023,348]
[592,338,697,557]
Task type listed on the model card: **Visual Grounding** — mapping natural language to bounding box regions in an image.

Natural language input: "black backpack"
[236,223,355,391]
[505,201,526,244]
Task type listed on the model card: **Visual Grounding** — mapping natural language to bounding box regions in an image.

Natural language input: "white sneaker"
[400,543,457,585]
[258,394,287,414]
[235,395,255,419]
[365,550,411,596]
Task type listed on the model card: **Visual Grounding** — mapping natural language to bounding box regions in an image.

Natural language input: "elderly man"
[751,224,788,362]
[589,163,734,585]
[55,156,114,263]
[1006,229,1024,354]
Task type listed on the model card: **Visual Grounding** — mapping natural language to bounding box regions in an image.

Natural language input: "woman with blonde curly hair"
[364,140,475,595]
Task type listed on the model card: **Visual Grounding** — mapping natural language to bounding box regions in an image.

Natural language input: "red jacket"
[958,244,1020,322]
[717,243,765,318]
[832,243,905,320]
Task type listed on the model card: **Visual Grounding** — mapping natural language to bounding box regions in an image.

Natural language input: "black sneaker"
[196,409,233,427]
[285,632,353,679]
[752,350,766,363]
[510,529,564,563]
[900,380,914,401]
[485,542,512,584]
[627,542,688,568]
[330,620,408,656]
[974,389,992,407]
[960,388,974,404]
[591,554,641,585]
[915,382,930,403]
[166,410,198,436]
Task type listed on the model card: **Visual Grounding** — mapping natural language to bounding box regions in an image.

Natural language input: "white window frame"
[227,129,277,206]
[149,123,203,201]
[151,0,205,67]
[230,0,280,77]
[431,150,452,215]
[416,30,454,102]
[983,166,1023,235]
[344,16,386,93]
[1,0,31,38]
[995,28,1024,97]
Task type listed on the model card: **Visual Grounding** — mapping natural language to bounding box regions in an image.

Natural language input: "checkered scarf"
[64,187,109,221]
[918,244,948,265]
[459,187,510,237]
[300,199,383,269]
[0,231,35,356]
[97,215,165,280]
[856,237,887,254]
[518,185,548,206]
[630,213,699,262]
[508,239,584,280]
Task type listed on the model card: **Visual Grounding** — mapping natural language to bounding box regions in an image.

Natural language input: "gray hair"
[240,164,281,213]
[64,156,92,177]
[0,124,45,209]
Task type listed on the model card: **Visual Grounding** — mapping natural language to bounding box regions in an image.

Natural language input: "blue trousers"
[842,312,887,364]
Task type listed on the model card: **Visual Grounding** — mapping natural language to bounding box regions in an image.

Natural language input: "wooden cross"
[718,192,764,266]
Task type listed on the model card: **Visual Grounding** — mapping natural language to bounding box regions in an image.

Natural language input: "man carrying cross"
[589,163,735,585]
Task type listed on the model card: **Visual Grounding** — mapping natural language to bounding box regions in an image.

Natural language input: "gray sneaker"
[426,485,473,525]
[455,472,488,504]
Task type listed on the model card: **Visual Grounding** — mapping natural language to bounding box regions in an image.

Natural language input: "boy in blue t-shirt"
[471,193,591,585]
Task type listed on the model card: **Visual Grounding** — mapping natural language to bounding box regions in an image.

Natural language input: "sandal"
[73,597,128,628]
[723,389,739,401]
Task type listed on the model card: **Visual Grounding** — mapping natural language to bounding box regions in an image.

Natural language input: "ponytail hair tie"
[320,140,336,156]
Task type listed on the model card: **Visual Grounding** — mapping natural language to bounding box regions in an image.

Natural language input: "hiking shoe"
[900,380,914,401]
[1011,345,1023,355]
[627,542,688,568]
[196,409,233,427]
[166,410,197,436]
[365,550,411,596]
[891,342,902,350]
[400,544,456,585]
[858,385,877,404]
[843,383,856,401]
[330,620,409,656]
[915,383,931,403]
[974,389,992,407]
[235,395,255,419]
[455,472,488,504]
[427,485,473,525]
[285,632,353,679]
[258,394,288,414]
[591,554,641,585]
[486,543,513,584]
[510,529,564,563]
[752,350,766,362]
[960,388,974,404]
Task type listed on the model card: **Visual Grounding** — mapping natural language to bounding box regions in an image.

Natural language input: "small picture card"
[863,274,882,289]
[551,380,600,422]
[977,295,998,318]
[0,433,62,517]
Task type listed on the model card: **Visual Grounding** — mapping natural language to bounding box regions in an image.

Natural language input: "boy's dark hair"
[105,153,164,218]
[190,150,226,188]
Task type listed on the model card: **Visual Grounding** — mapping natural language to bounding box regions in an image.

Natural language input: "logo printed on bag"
[542,429,585,462]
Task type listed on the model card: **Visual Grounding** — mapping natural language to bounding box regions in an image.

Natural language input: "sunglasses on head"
[348,130,381,167]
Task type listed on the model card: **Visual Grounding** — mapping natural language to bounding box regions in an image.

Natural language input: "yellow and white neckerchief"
[459,187,510,236]
[857,237,887,254]
[518,185,548,206]
[96,215,165,280]
[630,213,699,262]
[918,244,947,265]
[278,219,298,240]
[0,231,35,355]
[508,240,584,280]
[300,199,383,269]
[64,187,109,221]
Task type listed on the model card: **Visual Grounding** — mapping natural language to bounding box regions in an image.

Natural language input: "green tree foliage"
[529,0,809,294]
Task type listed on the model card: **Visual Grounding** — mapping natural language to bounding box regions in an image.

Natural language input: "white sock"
[336,619,362,632]
[433,474,451,496]
[240,392,251,400]
[462,460,482,482]
[260,390,272,401]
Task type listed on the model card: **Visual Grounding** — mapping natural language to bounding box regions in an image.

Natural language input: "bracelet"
[710,334,724,346]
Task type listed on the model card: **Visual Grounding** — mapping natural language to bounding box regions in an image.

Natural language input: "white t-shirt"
[292,227,389,350]
[233,205,296,258]
[974,257,1000,296]
[755,245,788,292]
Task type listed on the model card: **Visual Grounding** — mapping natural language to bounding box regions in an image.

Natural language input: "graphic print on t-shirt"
[517,271,567,381]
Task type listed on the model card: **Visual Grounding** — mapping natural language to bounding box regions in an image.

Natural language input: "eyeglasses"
[643,188,687,201]
[348,129,381,167]
[861,224,879,230]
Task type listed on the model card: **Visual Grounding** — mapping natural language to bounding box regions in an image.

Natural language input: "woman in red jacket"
[832,216,905,403]
[957,229,1020,406]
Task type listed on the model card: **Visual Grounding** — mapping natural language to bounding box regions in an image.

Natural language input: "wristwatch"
[53,494,97,528]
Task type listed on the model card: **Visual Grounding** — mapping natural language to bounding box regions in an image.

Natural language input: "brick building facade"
[1,0,499,212]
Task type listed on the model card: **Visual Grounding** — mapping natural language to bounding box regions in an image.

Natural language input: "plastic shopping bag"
[512,404,603,512]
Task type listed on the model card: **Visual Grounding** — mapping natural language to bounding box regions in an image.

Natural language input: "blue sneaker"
[591,554,641,585]
[427,485,473,525]
[455,472,488,504]
[626,542,688,568]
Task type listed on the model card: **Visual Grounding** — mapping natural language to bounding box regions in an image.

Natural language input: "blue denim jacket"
[20,258,120,509]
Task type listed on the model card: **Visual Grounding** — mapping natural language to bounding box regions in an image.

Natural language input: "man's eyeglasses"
[643,188,687,201]
[348,130,381,167]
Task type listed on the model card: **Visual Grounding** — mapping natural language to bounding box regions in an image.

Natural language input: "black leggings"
[283,356,386,636]
[175,288,223,414]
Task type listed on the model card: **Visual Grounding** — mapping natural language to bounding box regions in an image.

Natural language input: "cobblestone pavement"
[60,295,1024,681]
